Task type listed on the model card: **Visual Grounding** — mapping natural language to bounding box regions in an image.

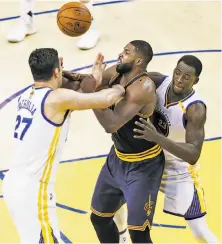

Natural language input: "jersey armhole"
[41,90,70,127]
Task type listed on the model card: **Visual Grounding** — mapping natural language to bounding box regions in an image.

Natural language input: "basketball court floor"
[0,0,221,242]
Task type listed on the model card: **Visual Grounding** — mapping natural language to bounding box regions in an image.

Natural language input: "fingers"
[133,125,145,139]
[70,73,80,80]
[133,128,144,134]
[62,70,72,79]
[102,62,107,72]
[94,53,104,66]
[140,118,156,130]
[139,117,149,125]
[133,135,144,139]
[98,53,104,63]
[135,121,146,129]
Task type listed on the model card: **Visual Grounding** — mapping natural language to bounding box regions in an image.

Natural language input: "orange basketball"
[57,2,92,37]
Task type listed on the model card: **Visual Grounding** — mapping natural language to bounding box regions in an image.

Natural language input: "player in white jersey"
[132,55,218,243]
[2,48,124,243]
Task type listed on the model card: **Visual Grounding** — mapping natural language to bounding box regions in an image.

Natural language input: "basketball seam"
[57,18,87,35]
[57,6,91,18]
[58,16,91,24]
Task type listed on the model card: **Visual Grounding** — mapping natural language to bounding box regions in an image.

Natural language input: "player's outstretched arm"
[134,103,206,165]
[47,53,125,111]
[48,85,125,111]
[61,69,164,93]
[61,64,118,92]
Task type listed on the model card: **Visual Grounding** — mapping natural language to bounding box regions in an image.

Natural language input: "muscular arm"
[154,103,206,164]
[61,65,117,93]
[48,85,124,111]
[93,78,156,133]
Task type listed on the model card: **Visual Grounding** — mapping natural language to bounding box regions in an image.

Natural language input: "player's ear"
[194,77,199,85]
[53,68,59,78]
[135,58,143,66]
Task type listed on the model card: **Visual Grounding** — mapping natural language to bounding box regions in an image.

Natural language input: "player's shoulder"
[187,101,206,114]
[136,75,156,93]
[186,101,206,124]
[44,88,71,105]
[186,91,206,115]
[127,75,155,104]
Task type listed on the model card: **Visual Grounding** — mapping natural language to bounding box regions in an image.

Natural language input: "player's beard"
[116,61,134,74]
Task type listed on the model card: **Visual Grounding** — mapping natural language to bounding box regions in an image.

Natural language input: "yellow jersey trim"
[164,83,195,108]
[114,144,162,162]
[38,127,61,243]
[128,219,151,231]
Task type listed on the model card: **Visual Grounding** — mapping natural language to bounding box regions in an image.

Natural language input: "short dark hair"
[130,40,153,66]
[177,55,202,77]
[29,48,59,81]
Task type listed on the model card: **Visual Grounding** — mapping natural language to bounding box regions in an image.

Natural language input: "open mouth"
[117,58,122,64]
[173,85,184,93]
[174,83,183,90]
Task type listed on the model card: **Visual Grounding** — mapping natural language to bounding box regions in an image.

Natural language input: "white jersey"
[10,86,70,183]
[154,77,205,180]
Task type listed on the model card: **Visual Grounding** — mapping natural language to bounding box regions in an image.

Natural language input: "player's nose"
[177,76,183,83]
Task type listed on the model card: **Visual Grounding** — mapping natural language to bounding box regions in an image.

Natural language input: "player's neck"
[168,85,193,102]
[122,67,146,84]
[34,79,58,90]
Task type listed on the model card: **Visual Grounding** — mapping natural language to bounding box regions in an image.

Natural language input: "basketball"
[57,2,92,37]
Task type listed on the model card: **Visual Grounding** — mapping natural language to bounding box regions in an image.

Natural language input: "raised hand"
[91,53,107,87]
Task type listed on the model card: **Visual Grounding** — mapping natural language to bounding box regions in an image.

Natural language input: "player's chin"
[116,63,127,74]
[116,63,122,71]
[172,85,183,94]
